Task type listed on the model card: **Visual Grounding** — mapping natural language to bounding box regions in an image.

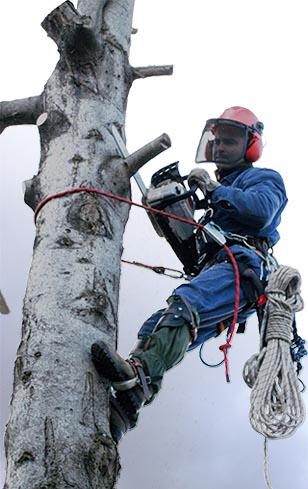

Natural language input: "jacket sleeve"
[210,168,288,229]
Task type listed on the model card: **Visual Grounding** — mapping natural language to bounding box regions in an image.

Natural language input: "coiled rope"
[243,265,305,487]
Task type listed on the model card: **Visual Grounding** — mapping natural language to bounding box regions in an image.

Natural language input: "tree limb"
[125,133,171,177]
[0,95,43,133]
[42,1,99,58]
[132,65,173,80]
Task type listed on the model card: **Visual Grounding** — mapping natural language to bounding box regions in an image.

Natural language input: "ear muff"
[245,132,263,162]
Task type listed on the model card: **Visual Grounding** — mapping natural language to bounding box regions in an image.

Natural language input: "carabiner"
[153,266,187,280]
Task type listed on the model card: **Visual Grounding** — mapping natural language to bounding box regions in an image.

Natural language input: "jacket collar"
[215,162,253,183]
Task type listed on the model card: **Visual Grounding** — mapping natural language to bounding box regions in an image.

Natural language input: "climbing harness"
[198,262,267,368]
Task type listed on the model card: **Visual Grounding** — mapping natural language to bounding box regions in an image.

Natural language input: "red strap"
[34,187,206,230]
[218,245,241,383]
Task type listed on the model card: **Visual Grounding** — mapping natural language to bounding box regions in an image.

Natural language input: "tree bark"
[2,1,172,488]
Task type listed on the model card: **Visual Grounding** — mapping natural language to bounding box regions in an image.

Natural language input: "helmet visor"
[195,118,250,164]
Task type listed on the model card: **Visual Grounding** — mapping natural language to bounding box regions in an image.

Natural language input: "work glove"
[187,167,220,196]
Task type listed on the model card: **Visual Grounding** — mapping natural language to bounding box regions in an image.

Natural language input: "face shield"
[195,118,251,164]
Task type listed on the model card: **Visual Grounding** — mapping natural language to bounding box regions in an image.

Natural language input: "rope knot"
[219,342,232,382]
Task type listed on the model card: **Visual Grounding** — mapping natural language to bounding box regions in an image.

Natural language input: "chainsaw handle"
[187,182,210,210]
[151,182,199,209]
[188,182,202,206]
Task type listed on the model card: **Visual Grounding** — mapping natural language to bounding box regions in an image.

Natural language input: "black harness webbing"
[235,261,266,334]
[216,259,266,336]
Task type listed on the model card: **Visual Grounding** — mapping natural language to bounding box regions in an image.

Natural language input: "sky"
[1,1,308,488]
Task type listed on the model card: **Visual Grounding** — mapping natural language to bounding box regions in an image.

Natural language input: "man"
[91,106,288,442]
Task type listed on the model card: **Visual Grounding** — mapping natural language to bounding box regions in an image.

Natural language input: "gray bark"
[1,1,172,488]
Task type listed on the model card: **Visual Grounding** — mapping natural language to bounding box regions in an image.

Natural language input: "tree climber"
[91,106,288,443]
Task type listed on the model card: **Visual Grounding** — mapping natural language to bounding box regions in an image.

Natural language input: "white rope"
[243,265,305,487]
[263,438,272,489]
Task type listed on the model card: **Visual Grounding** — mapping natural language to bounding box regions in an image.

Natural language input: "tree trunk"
[1,1,171,488]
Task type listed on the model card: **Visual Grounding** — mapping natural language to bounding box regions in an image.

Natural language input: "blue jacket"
[210,166,288,247]
[138,166,288,347]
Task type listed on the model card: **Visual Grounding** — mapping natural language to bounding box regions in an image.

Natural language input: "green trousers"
[135,326,191,398]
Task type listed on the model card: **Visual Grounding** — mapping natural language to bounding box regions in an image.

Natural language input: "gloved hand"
[187,167,220,195]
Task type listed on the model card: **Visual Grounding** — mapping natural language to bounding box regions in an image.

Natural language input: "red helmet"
[195,106,264,164]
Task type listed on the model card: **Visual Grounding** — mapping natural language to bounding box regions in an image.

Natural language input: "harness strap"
[215,260,267,337]
[237,261,266,302]
[155,294,200,343]
[226,236,269,254]
[131,360,152,401]
[235,261,267,333]
[111,359,152,402]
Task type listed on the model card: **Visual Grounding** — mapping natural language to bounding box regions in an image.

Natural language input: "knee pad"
[155,295,199,343]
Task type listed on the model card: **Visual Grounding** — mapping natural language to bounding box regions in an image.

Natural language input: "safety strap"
[215,260,267,337]
[132,360,152,401]
[235,261,267,334]
[111,359,152,401]
[156,295,199,343]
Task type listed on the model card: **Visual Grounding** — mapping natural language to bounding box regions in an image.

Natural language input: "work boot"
[91,341,152,443]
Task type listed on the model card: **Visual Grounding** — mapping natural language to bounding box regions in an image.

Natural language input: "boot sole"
[91,341,143,419]
[91,341,133,383]
[91,341,134,443]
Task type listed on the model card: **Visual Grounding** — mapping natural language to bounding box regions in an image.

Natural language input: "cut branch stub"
[125,133,172,177]
[23,177,42,212]
[42,1,99,59]
[0,291,10,314]
[132,65,174,80]
[42,1,82,44]
[0,95,43,132]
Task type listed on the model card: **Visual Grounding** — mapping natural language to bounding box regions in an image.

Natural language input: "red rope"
[34,186,241,381]
[34,187,206,229]
[220,245,241,382]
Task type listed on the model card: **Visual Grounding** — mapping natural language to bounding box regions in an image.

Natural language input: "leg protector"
[155,294,199,343]
[129,336,151,357]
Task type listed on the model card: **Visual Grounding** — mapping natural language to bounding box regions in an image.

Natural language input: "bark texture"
[2,1,171,488]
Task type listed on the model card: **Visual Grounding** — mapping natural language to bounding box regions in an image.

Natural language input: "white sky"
[1,1,308,488]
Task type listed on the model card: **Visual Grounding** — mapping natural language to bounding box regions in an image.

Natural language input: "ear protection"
[245,131,263,162]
